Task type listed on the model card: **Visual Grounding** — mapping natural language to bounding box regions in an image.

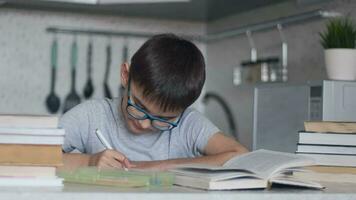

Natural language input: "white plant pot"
[325,49,356,81]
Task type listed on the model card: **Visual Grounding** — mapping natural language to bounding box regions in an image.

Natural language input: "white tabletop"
[1,182,356,200]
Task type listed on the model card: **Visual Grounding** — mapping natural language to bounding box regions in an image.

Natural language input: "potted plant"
[320,17,356,80]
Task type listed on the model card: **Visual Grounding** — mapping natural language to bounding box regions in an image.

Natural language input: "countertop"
[1,182,356,200]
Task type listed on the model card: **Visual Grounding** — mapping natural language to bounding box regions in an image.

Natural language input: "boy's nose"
[138,119,152,129]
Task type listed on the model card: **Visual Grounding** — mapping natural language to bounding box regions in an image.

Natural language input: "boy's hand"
[89,150,134,169]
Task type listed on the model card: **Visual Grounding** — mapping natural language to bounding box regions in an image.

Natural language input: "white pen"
[95,128,128,171]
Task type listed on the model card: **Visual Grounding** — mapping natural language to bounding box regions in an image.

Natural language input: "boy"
[60,34,248,170]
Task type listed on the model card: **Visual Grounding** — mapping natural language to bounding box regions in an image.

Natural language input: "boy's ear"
[120,63,130,88]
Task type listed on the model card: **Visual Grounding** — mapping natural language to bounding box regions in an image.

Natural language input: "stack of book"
[0,115,64,186]
[296,121,356,167]
[294,121,356,183]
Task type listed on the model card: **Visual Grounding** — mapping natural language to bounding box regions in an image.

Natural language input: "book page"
[223,150,314,179]
[171,169,257,182]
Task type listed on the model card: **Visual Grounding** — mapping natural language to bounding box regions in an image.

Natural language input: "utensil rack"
[46,27,205,42]
[205,10,341,42]
[47,9,341,42]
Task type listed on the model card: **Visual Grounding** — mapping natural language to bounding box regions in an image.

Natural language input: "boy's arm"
[131,132,248,170]
[59,132,247,171]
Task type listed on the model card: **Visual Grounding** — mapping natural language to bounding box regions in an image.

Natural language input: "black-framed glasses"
[126,81,182,131]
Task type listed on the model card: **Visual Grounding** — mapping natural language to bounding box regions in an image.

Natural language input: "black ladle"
[45,38,61,113]
[103,43,112,99]
[122,39,129,64]
[63,39,81,113]
[83,39,94,99]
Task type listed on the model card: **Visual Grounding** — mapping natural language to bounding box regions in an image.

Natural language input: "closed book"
[0,166,56,177]
[304,166,356,174]
[304,121,356,133]
[0,128,64,145]
[0,177,63,187]
[296,153,356,167]
[297,144,356,155]
[0,115,58,129]
[0,144,62,166]
[293,171,356,184]
[298,131,356,146]
[174,175,267,190]
[171,150,323,190]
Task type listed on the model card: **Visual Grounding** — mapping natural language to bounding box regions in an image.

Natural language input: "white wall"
[0,8,206,115]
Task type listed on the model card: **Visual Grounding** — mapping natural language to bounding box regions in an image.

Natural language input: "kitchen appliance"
[213,80,356,153]
[308,80,356,121]
[249,83,309,153]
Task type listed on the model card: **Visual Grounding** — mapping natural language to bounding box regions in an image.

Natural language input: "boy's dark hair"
[129,33,205,112]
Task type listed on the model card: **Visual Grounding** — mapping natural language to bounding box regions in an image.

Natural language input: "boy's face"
[121,81,183,135]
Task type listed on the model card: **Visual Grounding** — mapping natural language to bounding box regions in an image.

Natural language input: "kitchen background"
[0,0,354,143]
[0,5,206,114]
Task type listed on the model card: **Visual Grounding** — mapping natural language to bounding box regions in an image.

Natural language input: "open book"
[171,149,323,190]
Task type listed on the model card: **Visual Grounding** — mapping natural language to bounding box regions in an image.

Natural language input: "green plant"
[320,17,356,49]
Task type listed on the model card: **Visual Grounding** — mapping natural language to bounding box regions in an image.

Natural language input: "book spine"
[0,144,63,167]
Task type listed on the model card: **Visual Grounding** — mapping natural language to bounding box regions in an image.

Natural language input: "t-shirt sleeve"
[59,102,91,153]
[178,109,220,157]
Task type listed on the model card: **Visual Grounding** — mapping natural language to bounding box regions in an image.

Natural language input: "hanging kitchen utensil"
[277,24,288,82]
[241,31,262,83]
[63,37,81,113]
[119,38,129,94]
[122,38,129,63]
[103,41,112,99]
[246,30,257,63]
[83,37,94,99]
[45,37,61,114]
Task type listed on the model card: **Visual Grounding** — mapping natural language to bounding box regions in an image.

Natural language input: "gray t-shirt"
[59,94,220,161]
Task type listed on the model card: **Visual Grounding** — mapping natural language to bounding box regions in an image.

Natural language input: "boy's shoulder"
[180,107,197,118]
[64,98,118,118]
[78,98,115,109]
[179,107,209,124]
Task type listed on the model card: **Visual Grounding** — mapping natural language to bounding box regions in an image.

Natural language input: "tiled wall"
[0,8,205,115]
